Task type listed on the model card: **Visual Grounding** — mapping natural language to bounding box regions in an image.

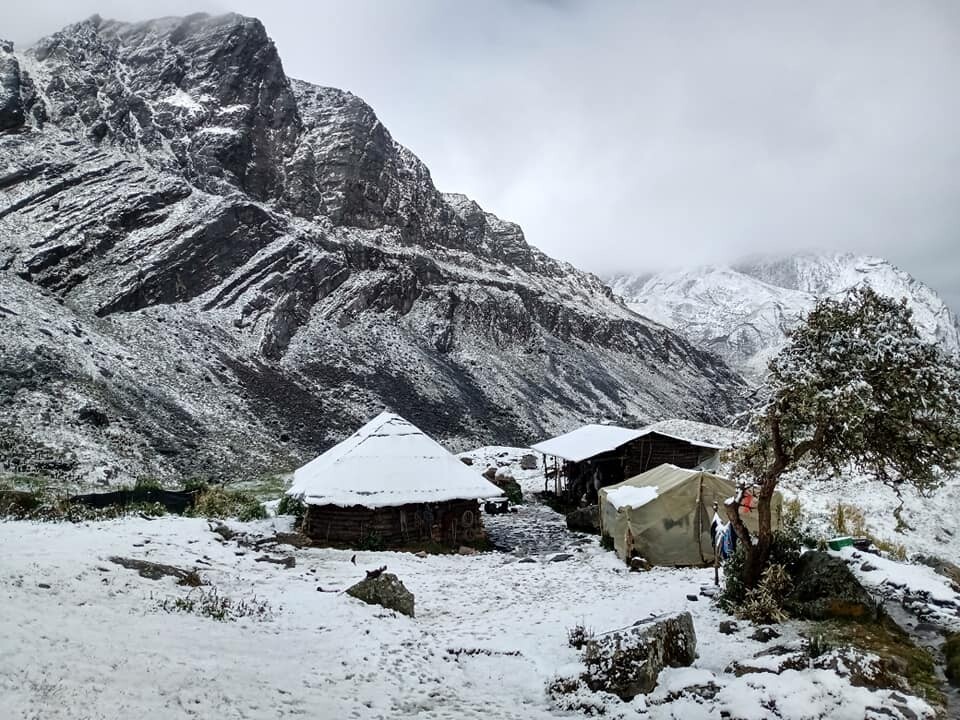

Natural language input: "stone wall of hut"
[302,499,485,548]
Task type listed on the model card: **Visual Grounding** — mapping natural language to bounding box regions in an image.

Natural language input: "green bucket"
[827,536,854,551]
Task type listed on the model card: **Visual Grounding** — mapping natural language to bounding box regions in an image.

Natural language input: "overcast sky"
[8,1,960,309]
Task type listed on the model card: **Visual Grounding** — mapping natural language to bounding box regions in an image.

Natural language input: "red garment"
[741,492,754,513]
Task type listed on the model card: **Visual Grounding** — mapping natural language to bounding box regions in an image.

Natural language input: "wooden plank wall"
[302,499,484,547]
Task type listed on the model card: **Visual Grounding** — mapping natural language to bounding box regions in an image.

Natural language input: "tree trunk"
[726,483,776,589]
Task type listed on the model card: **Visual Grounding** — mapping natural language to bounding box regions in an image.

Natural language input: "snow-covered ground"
[2,457,945,720]
[0,515,937,720]
[780,471,960,560]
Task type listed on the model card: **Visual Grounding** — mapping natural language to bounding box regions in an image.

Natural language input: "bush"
[738,563,792,624]
[191,487,266,521]
[134,477,164,492]
[182,476,210,493]
[719,545,748,609]
[277,495,306,526]
[359,531,384,551]
[567,623,595,650]
[599,534,614,551]
[720,526,801,612]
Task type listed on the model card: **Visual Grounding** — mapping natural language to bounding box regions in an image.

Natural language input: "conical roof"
[287,411,503,508]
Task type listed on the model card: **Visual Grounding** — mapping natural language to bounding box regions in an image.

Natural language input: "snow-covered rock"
[0,14,745,487]
[608,252,960,380]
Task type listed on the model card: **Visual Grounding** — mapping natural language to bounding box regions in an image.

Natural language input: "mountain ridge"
[608,251,960,380]
[0,13,745,486]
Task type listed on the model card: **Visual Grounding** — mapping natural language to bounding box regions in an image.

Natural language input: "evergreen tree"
[729,286,960,588]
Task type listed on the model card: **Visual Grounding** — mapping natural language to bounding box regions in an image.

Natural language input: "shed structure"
[599,463,783,566]
[287,411,502,548]
[531,419,744,503]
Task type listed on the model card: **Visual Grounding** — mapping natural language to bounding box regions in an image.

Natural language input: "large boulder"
[346,572,415,617]
[566,504,600,534]
[553,612,697,702]
[787,551,879,621]
[520,453,538,470]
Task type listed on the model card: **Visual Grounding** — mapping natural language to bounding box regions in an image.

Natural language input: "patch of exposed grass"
[809,619,944,708]
[230,473,289,502]
[155,587,273,622]
[190,487,267,521]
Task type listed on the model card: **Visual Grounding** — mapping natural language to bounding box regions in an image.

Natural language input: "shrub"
[721,526,801,613]
[277,495,306,526]
[719,545,748,609]
[738,563,792,624]
[134,477,164,492]
[359,531,384,551]
[182,476,210,493]
[191,487,266,521]
[599,534,614,551]
[567,623,595,650]
[832,502,868,537]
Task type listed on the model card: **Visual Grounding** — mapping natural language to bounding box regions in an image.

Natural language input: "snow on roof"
[604,485,658,510]
[642,419,744,450]
[530,424,646,463]
[287,411,504,508]
[531,419,742,462]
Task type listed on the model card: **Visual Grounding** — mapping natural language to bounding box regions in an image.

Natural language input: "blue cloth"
[719,523,737,560]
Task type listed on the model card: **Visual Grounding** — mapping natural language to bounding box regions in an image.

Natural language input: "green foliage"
[738,563,792,624]
[735,286,960,490]
[358,531,384,551]
[729,286,960,591]
[134,477,163,491]
[276,495,306,526]
[719,545,748,609]
[155,587,273,622]
[191,487,266,521]
[182,476,210,493]
[720,524,800,612]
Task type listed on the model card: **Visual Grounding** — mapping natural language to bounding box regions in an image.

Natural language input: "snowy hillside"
[608,253,960,380]
[0,15,745,486]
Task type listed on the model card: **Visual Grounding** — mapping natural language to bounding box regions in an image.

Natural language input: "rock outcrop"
[551,612,697,702]
[786,551,880,621]
[0,13,746,486]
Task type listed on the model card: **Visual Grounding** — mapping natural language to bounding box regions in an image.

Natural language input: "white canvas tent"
[599,463,783,566]
[287,411,502,508]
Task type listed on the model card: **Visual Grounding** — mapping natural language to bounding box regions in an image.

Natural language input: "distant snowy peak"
[608,253,960,380]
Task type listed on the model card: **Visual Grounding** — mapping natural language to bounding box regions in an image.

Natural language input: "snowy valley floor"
[1,510,950,719]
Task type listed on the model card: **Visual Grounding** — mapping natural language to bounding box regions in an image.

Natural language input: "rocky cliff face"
[0,14,745,486]
[609,253,960,381]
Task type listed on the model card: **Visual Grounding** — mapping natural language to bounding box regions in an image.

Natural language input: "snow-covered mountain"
[608,253,960,380]
[0,15,745,486]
